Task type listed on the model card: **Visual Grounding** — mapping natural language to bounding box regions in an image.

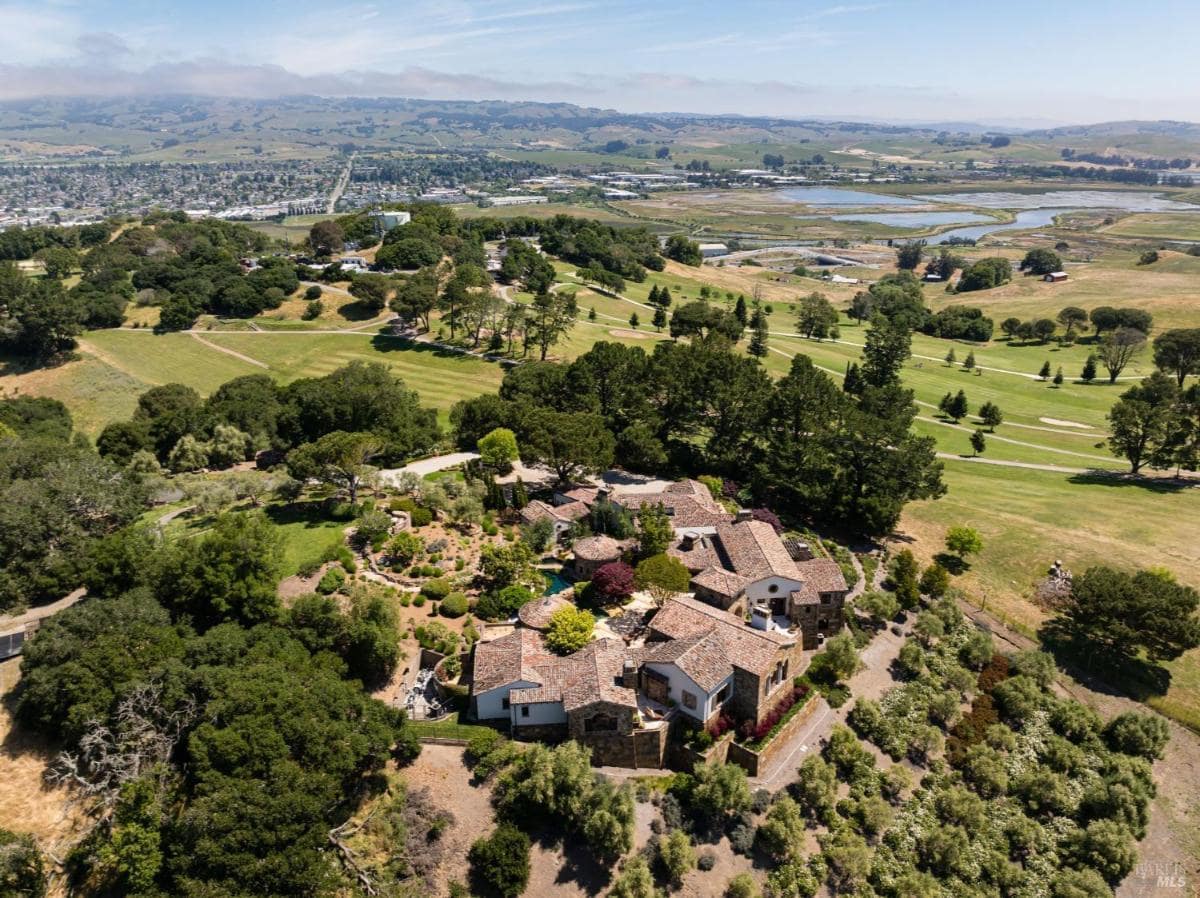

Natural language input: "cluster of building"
[0,160,342,224]
[471,480,848,767]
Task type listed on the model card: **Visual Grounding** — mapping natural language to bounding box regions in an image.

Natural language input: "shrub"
[466,729,504,764]
[726,872,758,898]
[414,622,460,655]
[412,594,426,607]
[545,606,595,654]
[1103,712,1169,760]
[657,830,696,886]
[0,828,46,898]
[634,553,690,594]
[728,823,756,858]
[697,852,716,872]
[421,578,451,601]
[316,565,346,594]
[440,593,469,618]
[476,585,534,622]
[469,824,530,898]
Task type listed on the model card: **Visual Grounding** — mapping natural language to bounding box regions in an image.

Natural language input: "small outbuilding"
[1043,271,1069,283]
[518,593,575,631]
[572,534,627,579]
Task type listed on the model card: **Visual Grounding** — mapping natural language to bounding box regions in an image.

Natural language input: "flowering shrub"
[733,683,811,746]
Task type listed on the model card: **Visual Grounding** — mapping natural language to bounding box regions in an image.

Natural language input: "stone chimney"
[734,508,754,524]
[621,659,639,689]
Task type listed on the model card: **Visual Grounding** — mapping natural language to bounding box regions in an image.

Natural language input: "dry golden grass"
[0,660,88,863]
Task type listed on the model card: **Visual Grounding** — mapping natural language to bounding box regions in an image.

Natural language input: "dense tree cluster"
[452,330,942,535]
[97,361,440,471]
[12,508,415,897]
[0,399,145,610]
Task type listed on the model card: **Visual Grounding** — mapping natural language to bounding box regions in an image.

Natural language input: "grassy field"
[1101,213,1200,241]
[10,330,505,438]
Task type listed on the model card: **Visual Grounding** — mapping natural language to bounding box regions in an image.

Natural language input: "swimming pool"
[543,570,573,595]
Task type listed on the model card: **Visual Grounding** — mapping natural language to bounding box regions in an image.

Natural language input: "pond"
[924,190,1199,212]
[799,211,996,228]
[775,187,921,206]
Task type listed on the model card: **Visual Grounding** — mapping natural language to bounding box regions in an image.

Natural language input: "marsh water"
[774,186,1200,242]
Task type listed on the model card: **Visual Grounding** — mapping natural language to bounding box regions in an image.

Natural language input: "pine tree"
[511,477,528,510]
[1039,360,1052,381]
[1053,366,1064,387]
[1081,354,1098,383]
[843,361,865,395]
[938,392,954,417]
[734,295,747,326]
[948,389,969,422]
[945,348,957,366]
[652,305,667,331]
[629,312,640,329]
[648,285,660,306]
[978,401,1003,431]
[748,315,769,357]
[963,350,976,371]
[588,307,596,321]
[970,429,986,456]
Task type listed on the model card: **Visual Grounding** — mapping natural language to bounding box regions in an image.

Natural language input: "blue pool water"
[544,571,573,595]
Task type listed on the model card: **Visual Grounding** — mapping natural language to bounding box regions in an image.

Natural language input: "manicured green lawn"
[409,712,495,741]
[42,330,506,435]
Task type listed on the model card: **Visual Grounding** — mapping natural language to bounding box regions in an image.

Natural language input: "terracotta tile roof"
[472,629,557,693]
[520,499,589,525]
[712,520,801,581]
[615,479,732,530]
[795,558,849,594]
[573,534,625,561]
[517,593,575,630]
[691,566,749,598]
[509,638,637,711]
[668,539,718,573]
[789,580,823,607]
[650,595,794,677]
[644,631,733,691]
[560,486,600,504]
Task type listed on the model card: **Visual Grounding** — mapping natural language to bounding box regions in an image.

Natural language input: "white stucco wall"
[511,700,568,727]
[744,576,805,605]
[644,661,730,721]
[475,679,539,720]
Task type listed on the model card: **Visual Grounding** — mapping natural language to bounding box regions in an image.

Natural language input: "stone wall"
[512,722,569,743]
[791,595,846,649]
[726,693,820,777]
[581,725,669,768]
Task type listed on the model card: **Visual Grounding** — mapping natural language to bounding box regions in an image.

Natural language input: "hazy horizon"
[0,0,1197,126]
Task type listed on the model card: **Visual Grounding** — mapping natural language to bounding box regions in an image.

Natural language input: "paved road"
[379,452,480,484]
[752,614,913,790]
[326,154,354,214]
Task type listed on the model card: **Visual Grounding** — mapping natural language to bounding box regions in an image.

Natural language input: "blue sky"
[0,0,1196,124]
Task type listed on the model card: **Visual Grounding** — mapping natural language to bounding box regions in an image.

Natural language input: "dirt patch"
[608,328,654,340]
[400,744,495,896]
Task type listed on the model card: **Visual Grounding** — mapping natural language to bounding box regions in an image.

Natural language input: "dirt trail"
[188,332,269,368]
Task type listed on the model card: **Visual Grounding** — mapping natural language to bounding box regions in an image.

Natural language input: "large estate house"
[469,595,803,767]
[467,478,851,767]
[550,479,849,647]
